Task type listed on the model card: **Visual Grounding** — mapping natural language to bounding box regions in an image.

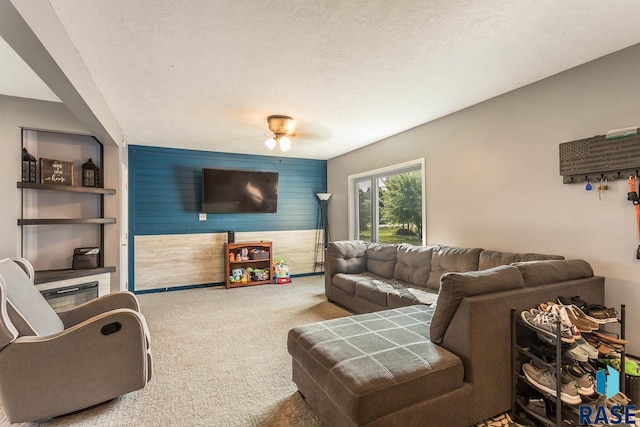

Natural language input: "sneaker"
[522,362,582,405]
[527,337,575,365]
[607,391,631,407]
[578,361,598,375]
[540,303,585,337]
[579,393,613,420]
[568,345,589,363]
[521,309,575,344]
[562,365,595,396]
[574,335,599,360]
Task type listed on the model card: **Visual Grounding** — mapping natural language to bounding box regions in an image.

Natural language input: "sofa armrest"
[439,275,604,422]
[324,241,368,300]
[56,291,140,328]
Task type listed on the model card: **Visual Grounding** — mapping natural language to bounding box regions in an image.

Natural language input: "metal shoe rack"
[510,305,626,427]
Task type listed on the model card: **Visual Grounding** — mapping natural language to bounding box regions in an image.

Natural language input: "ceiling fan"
[264,115,295,152]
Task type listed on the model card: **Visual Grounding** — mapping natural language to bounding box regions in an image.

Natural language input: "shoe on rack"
[521,309,575,344]
[568,344,589,363]
[592,330,629,346]
[607,391,632,407]
[568,295,618,324]
[562,365,595,396]
[539,302,586,337]
[573,335,599,360]
[578,393,613,421]
[564,305,599,332]
[584,335,620,358]
[527,337,575,365]
[577,361,598,375]
[522,362,582,405]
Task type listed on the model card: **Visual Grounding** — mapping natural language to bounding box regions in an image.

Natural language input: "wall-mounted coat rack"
[560,130,640,184]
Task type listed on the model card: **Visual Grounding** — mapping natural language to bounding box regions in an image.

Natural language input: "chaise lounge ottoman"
[287,305,473,426]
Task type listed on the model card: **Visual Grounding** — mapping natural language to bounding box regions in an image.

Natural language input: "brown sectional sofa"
[288,241,605,426]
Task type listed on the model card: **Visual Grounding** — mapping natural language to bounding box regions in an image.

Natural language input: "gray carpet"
[0,276,349,427]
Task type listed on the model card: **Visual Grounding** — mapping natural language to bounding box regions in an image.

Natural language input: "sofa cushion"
[387,286,439,308]
[355,280,395,306]
[426,246,483,290]
[479,250,564,270]
[326,240,368,274]
[287,305,462,425]
[513,259,593,287]
[430,265,525,344]
[366,243,397,279]
[333,272,387,295]
[393,244,436,287]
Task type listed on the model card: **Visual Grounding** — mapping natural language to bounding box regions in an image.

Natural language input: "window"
[349,159,425,245]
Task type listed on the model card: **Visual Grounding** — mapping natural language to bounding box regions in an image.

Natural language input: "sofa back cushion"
[430,265,525,344]
[393,244,436,287]
[426,246,483,290]
[366,243,397,279]
[479,250,564,270]
[326,240,368,275]
[513,259,593,287]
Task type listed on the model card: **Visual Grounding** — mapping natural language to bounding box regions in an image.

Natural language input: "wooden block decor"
[40,158,74,186]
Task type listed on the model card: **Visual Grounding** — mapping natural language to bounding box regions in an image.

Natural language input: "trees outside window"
[352,162,423,245]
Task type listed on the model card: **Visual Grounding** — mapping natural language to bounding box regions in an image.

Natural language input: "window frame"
[348,158,426,245]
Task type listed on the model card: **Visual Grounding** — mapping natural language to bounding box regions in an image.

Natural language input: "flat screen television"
[201,168,279,213]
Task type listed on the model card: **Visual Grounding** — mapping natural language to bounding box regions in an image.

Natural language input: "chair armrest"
[56,291,140,328]
[0,309,150,422]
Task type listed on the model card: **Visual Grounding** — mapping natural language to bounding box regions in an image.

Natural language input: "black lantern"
[22,147,37,182]
[81,158,97,187]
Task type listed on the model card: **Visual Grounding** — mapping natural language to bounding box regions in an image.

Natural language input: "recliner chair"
[0,257,152,423]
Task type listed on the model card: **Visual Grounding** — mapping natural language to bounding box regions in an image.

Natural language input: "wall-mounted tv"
[201,168,279,213]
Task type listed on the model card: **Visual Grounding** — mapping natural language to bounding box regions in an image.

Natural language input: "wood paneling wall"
[134,230,318,291]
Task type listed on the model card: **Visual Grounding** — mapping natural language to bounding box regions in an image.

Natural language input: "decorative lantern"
[22,147,37,182]
[81,158,97,187]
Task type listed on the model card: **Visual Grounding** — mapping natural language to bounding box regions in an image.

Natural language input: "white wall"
[327,43,640,354]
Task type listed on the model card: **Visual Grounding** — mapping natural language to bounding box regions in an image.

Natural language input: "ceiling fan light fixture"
[265,137,277,150]
[279,136,291,152]
[265,115,295,152]
[267,115,295,134]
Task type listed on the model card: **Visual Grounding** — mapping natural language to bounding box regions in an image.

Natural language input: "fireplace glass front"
[40,281,99,310]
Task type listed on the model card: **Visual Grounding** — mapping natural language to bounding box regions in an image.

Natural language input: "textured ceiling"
[5,1,640,159]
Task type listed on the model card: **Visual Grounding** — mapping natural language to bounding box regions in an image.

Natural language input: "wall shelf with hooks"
[560,132,640,184]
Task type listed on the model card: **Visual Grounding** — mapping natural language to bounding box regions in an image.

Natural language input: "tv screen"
[201,168,279,213]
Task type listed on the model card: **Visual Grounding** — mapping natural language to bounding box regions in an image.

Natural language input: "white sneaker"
[569,345,589,362]
[574,336,599,359]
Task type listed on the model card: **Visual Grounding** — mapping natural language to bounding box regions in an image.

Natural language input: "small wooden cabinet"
[224,241,272,289]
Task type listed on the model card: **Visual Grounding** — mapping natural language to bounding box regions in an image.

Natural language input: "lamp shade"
[265,138,277,150]
[316,193,332,201]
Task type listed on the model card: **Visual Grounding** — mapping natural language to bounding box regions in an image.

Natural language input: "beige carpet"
[0,276,350,427]
[1,276,526,427]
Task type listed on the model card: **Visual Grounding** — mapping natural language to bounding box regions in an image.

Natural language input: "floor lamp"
[314,193,332,273]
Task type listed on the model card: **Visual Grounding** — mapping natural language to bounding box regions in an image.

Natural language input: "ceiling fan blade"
[289,119,332,143]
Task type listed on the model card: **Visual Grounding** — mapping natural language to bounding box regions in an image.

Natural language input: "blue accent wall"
[128,145,327,235]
